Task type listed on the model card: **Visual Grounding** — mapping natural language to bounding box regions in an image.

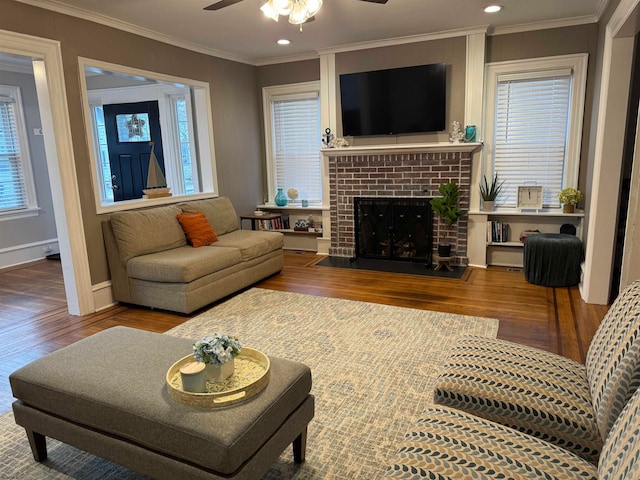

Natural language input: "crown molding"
[14,0,255,65]
[490,15,599,36]
[13,0,606,66]
[594,0,612,21]
[255,51,319,67]
[315,26,489,56]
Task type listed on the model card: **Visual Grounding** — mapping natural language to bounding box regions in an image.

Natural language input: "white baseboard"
[316,238,330,255]
[468,263,488,269]
[0,239,59,269]
[92,281,117,311]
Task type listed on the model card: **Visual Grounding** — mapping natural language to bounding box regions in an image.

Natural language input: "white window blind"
[0,92,28,211]
[271,92,321,204]
[493,70,572,207]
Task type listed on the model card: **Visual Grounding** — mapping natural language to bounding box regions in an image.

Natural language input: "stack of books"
[487,220,510,243]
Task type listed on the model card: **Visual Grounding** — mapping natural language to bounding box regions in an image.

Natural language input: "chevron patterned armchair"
[383,280,640,479]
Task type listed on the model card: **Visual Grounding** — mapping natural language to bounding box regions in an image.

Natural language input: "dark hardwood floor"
[0,253,609,414]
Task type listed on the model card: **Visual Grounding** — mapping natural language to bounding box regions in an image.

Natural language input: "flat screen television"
[339,63,446,137]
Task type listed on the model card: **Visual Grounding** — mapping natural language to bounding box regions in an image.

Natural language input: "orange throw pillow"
[176,211,218,247]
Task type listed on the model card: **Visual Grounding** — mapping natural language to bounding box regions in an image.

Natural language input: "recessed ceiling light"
[277,39,291,45]
[484,5,503,13]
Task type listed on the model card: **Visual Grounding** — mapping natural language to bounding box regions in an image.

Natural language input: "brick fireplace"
[324,144,475,265]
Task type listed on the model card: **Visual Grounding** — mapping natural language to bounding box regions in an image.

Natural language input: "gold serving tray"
[166,347,270,408]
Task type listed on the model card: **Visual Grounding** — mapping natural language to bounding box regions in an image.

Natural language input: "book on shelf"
[487,220,510,243]
[256,214,290,231]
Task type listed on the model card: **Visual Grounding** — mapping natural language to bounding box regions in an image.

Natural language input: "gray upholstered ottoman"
[10,326,314,480]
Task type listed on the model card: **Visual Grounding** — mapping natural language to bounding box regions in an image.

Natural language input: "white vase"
[205,359,234,382]
[483,200,495,212]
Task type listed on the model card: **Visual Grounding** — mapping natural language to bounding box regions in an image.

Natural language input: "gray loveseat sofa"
[102,197,283,314]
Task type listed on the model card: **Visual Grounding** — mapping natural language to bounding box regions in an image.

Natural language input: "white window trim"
[262,80,321,206]
[78,57,219,214]
[165,92,200,196]
[482,53,588,206]
[0,84,38,217]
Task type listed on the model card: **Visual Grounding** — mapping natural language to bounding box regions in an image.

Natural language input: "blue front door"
[103,101,165,201]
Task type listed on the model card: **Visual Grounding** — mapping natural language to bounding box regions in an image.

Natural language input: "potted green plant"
[558,188,583,213]
[480,174,505,212]
[430,182,466,257]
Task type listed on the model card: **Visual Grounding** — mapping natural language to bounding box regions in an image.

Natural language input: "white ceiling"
[17,0,609,65]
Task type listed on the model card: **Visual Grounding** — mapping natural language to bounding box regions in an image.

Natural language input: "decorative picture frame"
[517,185,543,210]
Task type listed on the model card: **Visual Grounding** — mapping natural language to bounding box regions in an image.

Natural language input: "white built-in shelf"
[258,204,329,212]
[321,142,482,156]
[275,229,322,236]
[487,241,523,247]
[469,209,585,217]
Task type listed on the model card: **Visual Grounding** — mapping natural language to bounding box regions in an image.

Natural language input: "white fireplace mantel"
[321,142,482,156]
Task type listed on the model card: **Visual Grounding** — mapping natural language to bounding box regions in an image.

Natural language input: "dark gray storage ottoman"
[523,233,583,287]
[10,326,314,480]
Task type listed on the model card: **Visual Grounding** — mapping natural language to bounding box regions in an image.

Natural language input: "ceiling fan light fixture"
[288,1,311,24]
[273,0,293,15]
[260,2,280,21]
[305,0,322,17]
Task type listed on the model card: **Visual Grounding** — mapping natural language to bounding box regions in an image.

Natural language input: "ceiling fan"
[204,0,388,13]
[204,0,388,26]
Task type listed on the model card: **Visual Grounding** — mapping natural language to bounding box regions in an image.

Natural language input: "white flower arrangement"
[193,333,242,366]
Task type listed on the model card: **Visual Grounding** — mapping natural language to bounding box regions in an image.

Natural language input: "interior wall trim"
[491,15,599,36]
[92,280,116,312]
[0,28,94,316]
[316,26,489,56]
[0,238,58,269]
[13,0,254,65]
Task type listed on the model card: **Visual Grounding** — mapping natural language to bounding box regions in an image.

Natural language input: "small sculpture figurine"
[328,137,349,148]
[449,121,464,143]
[322,128,334,147]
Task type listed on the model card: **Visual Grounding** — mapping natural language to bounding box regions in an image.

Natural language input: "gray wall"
[335,36,467,145]
[0,67,57,252]
[0,0,263,284]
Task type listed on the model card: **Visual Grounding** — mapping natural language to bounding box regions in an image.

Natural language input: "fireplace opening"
[354,197,433,264]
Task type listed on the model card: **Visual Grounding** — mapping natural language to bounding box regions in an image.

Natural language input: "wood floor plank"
[0,253,607,414]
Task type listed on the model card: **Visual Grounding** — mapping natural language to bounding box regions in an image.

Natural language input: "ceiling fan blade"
[358,0,389,3]
[203,0,244,11]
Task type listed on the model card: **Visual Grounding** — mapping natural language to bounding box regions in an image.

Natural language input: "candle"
[179,361,206,393]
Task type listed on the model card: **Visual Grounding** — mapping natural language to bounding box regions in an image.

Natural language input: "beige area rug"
[0,288,499,479]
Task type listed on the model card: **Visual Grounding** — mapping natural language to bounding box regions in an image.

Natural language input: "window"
[167,95,198,196]
[263,82,322,205]
[0,85,37,217]
[91,105,114,203]
[483,55,588,208]
[79,58,218,213]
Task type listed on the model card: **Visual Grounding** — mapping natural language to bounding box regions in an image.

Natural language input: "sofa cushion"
[382,406,597,480]
[586,279,640,442]
[214,230,284,262]
[598,387,640,479]
[110,205,187,264]
[433,336,601,463]
[180,197,239,236]
[176,211,218,247]
[127,245,242,283]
